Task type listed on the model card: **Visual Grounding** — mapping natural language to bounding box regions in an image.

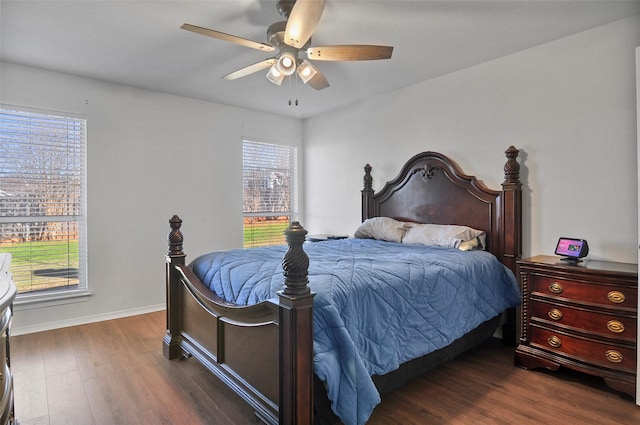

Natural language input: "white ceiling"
[2,1,640,119]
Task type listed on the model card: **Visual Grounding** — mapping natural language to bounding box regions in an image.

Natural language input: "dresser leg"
[603,377,636,400]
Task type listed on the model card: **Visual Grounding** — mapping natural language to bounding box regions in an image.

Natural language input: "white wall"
[304,15,640,264]
[1,62,303,334]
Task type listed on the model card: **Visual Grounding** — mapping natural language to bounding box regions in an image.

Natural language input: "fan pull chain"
[287,75,299,106]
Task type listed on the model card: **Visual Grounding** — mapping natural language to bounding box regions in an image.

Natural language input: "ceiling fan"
[181,0,393,90]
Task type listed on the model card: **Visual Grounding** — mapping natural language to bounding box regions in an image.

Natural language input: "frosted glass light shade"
[266,66,285,85]
[276,52,297,76]
[297,60,318,84]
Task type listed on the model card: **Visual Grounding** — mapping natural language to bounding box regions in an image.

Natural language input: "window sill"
[14,289,93,311]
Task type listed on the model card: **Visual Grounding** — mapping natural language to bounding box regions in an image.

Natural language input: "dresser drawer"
[530,326,636,374]
[530,274,637,310]
[530,299,637,342]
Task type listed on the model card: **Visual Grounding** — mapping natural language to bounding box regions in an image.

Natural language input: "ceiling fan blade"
[307,45,393,61]
[181,23,275,52]
[223,58,277,80]
[284,0,326,49]
[306,69,329,90]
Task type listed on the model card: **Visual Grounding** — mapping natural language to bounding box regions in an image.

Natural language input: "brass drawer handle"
[605,350,623,363]
[548,309,563,321]
[547,335,562,348]
[549,282,564,294]
[607,291,626,304]
[606,320,625,333]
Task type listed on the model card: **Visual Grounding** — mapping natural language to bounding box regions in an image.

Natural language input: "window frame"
[242,139,298,248]
[0,105,90,306]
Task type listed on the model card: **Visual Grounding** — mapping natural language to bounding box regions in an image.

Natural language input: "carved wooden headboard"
[361,147,522,276]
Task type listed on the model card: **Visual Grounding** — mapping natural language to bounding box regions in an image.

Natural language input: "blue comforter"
[190,238,521,425]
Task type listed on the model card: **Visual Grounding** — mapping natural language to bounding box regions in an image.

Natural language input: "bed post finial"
[363,164,373,190]
[503,146,520,185]
[167,215,184,256]
[281,221,310,296]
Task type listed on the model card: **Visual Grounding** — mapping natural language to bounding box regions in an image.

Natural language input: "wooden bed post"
[278,222,315,425]
[362,163,374,221]
[164,215,185,360]
[500,146,522,345]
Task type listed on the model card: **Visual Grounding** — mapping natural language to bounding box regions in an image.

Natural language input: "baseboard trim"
[11,304,166,336]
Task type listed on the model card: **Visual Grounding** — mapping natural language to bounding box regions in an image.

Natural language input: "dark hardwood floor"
[11,311,640,424]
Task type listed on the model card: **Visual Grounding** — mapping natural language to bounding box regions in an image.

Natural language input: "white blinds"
[242,140,297,248]
[0,107,87,294]
[242,140,297,216]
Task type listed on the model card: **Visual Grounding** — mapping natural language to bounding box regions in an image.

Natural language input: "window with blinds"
[243,140,297,248]
[0,107,87,296]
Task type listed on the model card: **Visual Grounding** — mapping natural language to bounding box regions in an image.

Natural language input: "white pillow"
[354,217,410,243]
[402,223,486,250]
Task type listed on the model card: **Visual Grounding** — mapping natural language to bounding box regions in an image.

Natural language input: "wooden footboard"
[164,217,314,425]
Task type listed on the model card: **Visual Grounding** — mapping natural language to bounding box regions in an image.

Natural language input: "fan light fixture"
[266,66,285,85]
[276,51,297,76]
[296,60,318,84]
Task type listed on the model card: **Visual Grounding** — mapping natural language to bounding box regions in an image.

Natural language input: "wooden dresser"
[0,254,15,425]
[515,255,637,398]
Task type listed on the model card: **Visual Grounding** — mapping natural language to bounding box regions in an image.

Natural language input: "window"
[0,107,87,297]
[242,140,297,247]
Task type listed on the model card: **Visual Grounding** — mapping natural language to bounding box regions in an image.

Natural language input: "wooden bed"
[163,146,522,425]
